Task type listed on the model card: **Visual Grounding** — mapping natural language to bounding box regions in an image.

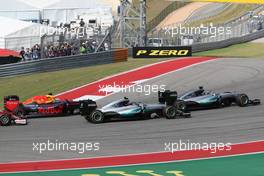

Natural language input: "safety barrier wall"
[128,29,264,56]
[192,29,264,52]
[0,49,128,77]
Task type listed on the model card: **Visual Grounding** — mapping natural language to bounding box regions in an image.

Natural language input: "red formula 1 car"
[3,95,81,118]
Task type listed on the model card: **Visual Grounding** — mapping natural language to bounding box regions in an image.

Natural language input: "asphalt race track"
[0,58,264,163]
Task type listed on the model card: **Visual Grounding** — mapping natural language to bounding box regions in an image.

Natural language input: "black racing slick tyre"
[88,110,105,124]
[0,115,11,126]
[236,94,249,107]
[163,106,177,119]
[175,101,187,112]
[13,105,25,117]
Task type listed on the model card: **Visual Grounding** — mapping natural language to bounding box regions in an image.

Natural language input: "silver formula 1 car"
[80,90,191,123]
[176,86,261,111]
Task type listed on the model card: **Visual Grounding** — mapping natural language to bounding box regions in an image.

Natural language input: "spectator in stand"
[20,47,25,61]
[32,45,39,60]
[104,42,109,51]
[24,48,32,61]
[43,46,49,58]
[71,46,79,55]
[48,46,55,58]
[80,18,85,27]
[36,44,41,59]
[80,43,87,54]
[59,46,66,57]
[66,44,72,56]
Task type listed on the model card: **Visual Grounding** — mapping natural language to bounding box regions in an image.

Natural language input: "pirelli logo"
[133,47,192,58]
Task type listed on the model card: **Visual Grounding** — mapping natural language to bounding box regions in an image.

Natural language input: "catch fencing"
[149,5,264,46]
[192,28,264,52]
[128,28,264,56]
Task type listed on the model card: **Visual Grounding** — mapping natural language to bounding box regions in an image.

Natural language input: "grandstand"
[0,0,115,55]
[0,0,115,25]
[0,16,56,51]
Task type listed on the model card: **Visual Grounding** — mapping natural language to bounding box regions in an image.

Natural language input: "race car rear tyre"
[236,94,249,107]
[13,105,25,117]
[163,106,177,119]
[89,110,105,124]
[0,115,11,126]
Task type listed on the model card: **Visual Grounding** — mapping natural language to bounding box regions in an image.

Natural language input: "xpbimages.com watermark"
[32,140,100,154]
[26,26,102,39]
[164,140,232,154]
[163,23,232,38]
[98,82,167,96]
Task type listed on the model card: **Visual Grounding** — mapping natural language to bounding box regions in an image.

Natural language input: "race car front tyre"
[0,115,11,126]
[163,106,177,119]
[175,101,187,112]
[88,110,105,124]
[236,94,249,107]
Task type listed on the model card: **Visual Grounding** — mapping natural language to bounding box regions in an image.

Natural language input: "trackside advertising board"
[133,47,192,58]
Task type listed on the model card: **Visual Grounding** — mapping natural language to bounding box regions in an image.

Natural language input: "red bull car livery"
[3,95,81,119]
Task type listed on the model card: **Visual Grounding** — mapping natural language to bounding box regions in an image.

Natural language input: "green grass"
[0,58,165,104]
[132,0,174,23]
[194,42,264,58]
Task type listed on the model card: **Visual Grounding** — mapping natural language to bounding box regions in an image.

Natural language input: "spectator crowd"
[19,44,41,61]
[19,40,110,62]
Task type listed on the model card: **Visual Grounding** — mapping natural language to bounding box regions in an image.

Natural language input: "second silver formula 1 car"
[177,86,261,111]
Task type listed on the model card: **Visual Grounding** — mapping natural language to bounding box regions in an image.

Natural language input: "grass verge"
[132,0,174,23]
[0,58,165,103]
[194,42,264,58]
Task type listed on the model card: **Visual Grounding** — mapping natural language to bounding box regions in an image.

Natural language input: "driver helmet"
[123,97,130,106]
[46,93,54,103]
[199,86,204,90]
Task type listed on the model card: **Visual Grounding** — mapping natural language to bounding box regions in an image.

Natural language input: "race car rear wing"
[158,90,178,106]
[79,99,98,116]
[4,95,20,112]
